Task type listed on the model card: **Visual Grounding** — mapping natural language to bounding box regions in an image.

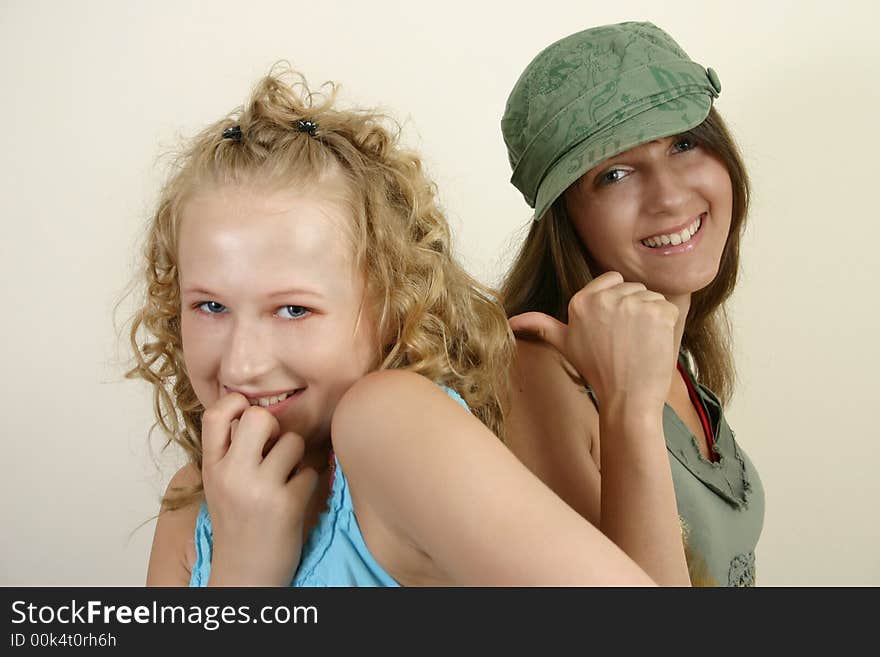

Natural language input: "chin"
[651,267,721,297]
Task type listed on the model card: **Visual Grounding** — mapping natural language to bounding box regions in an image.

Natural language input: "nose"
[219,316,275,387]
[644,164,689,216]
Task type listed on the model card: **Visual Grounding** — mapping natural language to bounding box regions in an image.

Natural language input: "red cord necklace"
[676,362,718,462]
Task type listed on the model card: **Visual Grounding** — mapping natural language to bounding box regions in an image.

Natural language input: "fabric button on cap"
[707,67,722,94]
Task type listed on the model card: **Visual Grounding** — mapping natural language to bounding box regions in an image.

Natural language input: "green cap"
[501,22,722,221]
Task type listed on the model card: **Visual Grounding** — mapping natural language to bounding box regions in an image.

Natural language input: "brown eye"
[599,168,627,185]
[672,137,697,152]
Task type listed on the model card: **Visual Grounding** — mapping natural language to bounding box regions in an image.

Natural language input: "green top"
[587,364,765,586]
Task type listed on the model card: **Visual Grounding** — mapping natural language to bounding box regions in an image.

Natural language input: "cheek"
[698,159,734,224]
[180,314,216,378]
[288,317,376,382]
[572,207,631,269]
[707,176,734,248]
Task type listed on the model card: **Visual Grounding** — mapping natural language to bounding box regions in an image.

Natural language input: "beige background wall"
[1,0,877,585]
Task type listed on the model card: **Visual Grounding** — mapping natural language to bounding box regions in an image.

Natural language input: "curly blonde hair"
[128,65,513,510]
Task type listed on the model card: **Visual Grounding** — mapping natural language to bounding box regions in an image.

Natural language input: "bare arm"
[507,339,688,586]
[331,369,656,586]
[505,339,602,526]
[145,463,201,587]
[597,397,687,586]
[506,273,690,586]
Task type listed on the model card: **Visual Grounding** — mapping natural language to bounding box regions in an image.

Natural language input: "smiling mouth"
[641,214,705,248]
[247,390,301,407]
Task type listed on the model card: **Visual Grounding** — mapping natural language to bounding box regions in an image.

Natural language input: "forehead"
[177,183,358,288]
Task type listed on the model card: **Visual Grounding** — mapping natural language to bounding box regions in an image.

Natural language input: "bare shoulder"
[510,338,587,399]
[330,369,651,585]
[507,337,598,449]
[332,369,464,443]
[332,369,485,477]
[145,463,202,587]
[505,338,601,524]
[330,370,495,585]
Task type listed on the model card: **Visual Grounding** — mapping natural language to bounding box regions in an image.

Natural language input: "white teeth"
[641,215,704,249]
[250,391,294,407]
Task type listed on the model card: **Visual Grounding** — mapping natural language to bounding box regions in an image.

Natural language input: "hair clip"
[221,125,242,141]
[295,119,318,136]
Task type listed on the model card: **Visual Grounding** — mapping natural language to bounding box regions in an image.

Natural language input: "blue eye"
[277,305,309,319]
[197,301,227,314]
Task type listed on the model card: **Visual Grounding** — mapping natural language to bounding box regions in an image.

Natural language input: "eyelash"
[276,305,309,320]
[195,301,227,315]
[596,137,699,186]
[193,302,311,320]
[598,168,628,186]
[672,136,697,153]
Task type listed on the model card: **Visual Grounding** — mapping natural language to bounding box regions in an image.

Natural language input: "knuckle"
[593,289,613,309]
[242,405,275,430]
[240,405,261,421]
[622,294,641,312]
[568,291,586,313]
[277,431,303,455]
[201,407,224,427]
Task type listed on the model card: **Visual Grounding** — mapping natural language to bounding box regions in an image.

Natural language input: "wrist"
[600,393,665,426]
[208,549,293,587]
[598,400,668,464]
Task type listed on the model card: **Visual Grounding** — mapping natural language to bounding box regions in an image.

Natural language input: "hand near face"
[200,393,319,586]
[509,271,678,413]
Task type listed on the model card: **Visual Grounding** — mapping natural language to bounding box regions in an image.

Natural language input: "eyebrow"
[181,286,325,299]
[267,288,325,299]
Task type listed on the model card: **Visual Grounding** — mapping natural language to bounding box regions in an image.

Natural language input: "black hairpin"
[295,119,318,136]
[221,125,242,141]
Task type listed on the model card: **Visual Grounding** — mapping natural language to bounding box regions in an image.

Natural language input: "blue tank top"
[189,385,471,587]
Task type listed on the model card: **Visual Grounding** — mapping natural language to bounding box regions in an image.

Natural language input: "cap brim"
[532,93,713,221]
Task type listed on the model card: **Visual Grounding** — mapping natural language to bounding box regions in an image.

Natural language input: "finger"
[631,293,679,325]
[604,282,649,297]
[261,431,306,482]
[285,465,320,505]
[509,311,568,354]
[632,289,667,302]
[226,406,282,465]
[584,270,625,292]
[201,393,251,468]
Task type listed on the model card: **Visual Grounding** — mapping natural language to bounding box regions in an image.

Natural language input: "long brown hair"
[501,108,750,403]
